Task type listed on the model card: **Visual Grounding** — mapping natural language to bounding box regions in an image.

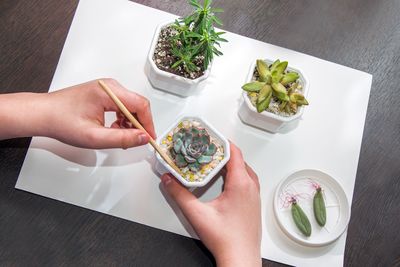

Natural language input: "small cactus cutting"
[290,197,312,237]
[312,184,327,227]
[242,59,309,115]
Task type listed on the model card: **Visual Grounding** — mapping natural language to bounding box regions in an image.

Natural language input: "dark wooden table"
[1,0,399,266]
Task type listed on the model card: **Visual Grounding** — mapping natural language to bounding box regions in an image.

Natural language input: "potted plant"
[155,116,230,187]
[147,0,227,97]
[238,59,309,132]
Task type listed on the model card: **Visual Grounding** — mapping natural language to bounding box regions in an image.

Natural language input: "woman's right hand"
[161,143,262,267]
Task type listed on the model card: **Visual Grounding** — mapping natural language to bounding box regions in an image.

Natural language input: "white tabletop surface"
[15,0,372,266]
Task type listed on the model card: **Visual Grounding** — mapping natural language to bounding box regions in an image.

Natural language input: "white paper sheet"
[15,0,372,266]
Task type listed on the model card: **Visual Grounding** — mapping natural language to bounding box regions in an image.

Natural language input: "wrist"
[215,246,261,267]
[0,92,52,139]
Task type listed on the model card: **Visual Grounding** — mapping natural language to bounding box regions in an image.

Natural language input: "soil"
[153,25,205,80]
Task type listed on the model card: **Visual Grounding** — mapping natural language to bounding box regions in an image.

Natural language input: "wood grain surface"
[1,0,399,266]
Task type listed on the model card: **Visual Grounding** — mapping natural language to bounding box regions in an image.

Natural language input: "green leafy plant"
[170,0,227,72]
[170,126,217,172]
[242,59,309,114]
[170,44,200,73]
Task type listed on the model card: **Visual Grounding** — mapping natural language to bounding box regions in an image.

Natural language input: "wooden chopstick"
[98,80,182,175]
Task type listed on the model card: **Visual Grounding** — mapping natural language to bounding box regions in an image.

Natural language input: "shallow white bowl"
[238,59,309,133]
[273,169,350,247]
[146,21,212,97]
[155,116,230,187]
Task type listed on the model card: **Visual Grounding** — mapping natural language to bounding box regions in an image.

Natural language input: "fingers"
[110,120,120,129]
[99,79,157,139]
[245,163,260,191]
[84,127,149,149]
[224,142,260,192]
[126,94,156,139]
[226,142,246,172]
[111,117,134,129]
[225,142,247,182]
[161,174,203,220]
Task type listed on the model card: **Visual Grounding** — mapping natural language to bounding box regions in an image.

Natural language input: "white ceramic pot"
[238,59,309,133]
[155,116,230,187]
[146,22,212,97]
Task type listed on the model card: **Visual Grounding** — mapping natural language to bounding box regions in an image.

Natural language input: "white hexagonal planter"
[238,59,309,133]
[155,116,230,187]
[146,21,212,97]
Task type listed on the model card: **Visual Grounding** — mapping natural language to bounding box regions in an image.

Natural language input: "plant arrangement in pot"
[238,59,309,133]
[155,117,230,187]
[147,0,227,97]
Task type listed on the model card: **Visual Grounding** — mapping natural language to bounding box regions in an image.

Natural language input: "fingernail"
[161,174,172,185]
[138,133,149,145]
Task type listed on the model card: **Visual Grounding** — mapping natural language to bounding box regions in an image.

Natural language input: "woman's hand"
[0,78,156,149]
[161,143,262,267]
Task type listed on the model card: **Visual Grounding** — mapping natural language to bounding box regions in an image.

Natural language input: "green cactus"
[170,126,217,172]
[242,59,309,114]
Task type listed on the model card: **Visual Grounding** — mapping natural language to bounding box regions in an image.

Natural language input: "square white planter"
[238,59,309,133]
[146,21,212,97]
[155,116,230,187]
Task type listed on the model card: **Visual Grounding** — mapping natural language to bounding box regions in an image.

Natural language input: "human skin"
[161,143,262,267]
[0,79,156,148]
[0,79,261,265]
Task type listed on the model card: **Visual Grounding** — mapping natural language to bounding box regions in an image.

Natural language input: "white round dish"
[273,169,350,247]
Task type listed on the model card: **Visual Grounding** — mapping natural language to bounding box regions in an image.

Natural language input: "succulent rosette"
[242,59,309,115]
[157,118,229,185]
[170,126,217,172]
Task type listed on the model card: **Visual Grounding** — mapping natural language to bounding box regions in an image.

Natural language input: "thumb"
[161,174,203,220]
[86,127,149,149]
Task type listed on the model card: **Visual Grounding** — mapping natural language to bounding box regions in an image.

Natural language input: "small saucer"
[273,169,350,247]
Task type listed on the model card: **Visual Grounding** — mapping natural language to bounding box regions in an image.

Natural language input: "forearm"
[0,92,51,140]
[216,254,261,267]
[215,245,261,267]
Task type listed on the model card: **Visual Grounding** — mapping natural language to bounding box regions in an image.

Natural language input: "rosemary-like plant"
[170,0,227,72]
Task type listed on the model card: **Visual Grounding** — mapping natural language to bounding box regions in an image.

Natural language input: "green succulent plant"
[169,0,227,72]
[170,126,217,172]
[242,59,309,114]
